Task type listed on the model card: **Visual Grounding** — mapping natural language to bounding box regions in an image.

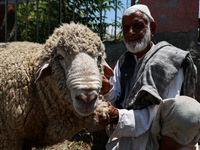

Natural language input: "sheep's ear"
[35,62,52,82]
[103,61,114,79]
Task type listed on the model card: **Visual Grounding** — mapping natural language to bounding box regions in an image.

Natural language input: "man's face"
[122,11,151,54]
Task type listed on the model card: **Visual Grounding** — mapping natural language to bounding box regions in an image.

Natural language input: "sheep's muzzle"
[66,53,102,116]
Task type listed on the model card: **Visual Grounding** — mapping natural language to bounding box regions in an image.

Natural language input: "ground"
[34,140,92,150]
[37,141,200,150]
[33,129,108,150]
[33,130,200,150]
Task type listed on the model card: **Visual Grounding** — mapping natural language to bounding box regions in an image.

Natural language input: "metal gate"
[0,0,124,43]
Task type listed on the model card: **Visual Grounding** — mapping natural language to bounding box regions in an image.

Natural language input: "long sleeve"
[112,105,158,138]
[106,69,184,138]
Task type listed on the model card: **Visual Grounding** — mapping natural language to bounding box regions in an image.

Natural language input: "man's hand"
[100,75,111,94]
[99,105,119,127]
[100,63,114,95]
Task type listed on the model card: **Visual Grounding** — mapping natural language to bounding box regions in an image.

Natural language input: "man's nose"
[128,27,136,36]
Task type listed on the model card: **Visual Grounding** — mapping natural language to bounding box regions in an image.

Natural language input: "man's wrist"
[109,106,119,125]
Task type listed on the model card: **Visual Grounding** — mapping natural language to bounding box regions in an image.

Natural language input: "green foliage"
[71,128,108,150]
[16,0,124,43]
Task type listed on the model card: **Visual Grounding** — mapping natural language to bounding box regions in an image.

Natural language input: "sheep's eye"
[57,55,64,60]
[97,55,102,66]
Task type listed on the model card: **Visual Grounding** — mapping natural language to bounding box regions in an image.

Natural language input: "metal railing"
[0,0,126,43]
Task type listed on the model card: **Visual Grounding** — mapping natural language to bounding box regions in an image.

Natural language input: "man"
[100,4,199,150]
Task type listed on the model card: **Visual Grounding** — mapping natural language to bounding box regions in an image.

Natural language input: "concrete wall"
[139,0,198,33]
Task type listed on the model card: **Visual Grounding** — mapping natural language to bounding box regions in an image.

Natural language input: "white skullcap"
[123,4,154,22]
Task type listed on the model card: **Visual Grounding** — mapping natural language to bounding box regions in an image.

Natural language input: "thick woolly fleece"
[0,23,110,150]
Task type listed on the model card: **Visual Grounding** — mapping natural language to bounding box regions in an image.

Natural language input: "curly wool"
[0,23,109,150]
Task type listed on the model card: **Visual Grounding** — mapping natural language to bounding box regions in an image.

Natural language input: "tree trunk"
[131,0,135,6]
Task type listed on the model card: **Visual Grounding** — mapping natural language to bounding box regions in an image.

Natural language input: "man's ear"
[35,62,52,82]
[150,21,156,36]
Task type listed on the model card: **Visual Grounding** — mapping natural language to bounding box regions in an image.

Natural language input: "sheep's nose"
[75,93,98,105]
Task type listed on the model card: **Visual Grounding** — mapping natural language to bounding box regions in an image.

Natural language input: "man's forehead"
[122,11,147,24]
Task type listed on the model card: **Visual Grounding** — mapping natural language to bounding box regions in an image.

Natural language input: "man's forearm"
[111,105,158,138]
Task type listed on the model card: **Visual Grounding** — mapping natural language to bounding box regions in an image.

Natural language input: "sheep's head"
[35,23,111,116]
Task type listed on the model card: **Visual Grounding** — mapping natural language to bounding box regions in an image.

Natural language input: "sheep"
[0,22,111,150]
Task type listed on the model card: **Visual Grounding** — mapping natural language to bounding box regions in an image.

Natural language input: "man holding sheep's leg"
[100,4,199,150]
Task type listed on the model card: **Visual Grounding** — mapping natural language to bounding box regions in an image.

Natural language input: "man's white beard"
[124,27,151,54]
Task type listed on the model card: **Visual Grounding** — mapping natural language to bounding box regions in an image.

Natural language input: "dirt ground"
[32,129,200,150]
[33,130,108,150]
[35,141,200,150]
[34,140,92,150]
[41,142,200,150]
